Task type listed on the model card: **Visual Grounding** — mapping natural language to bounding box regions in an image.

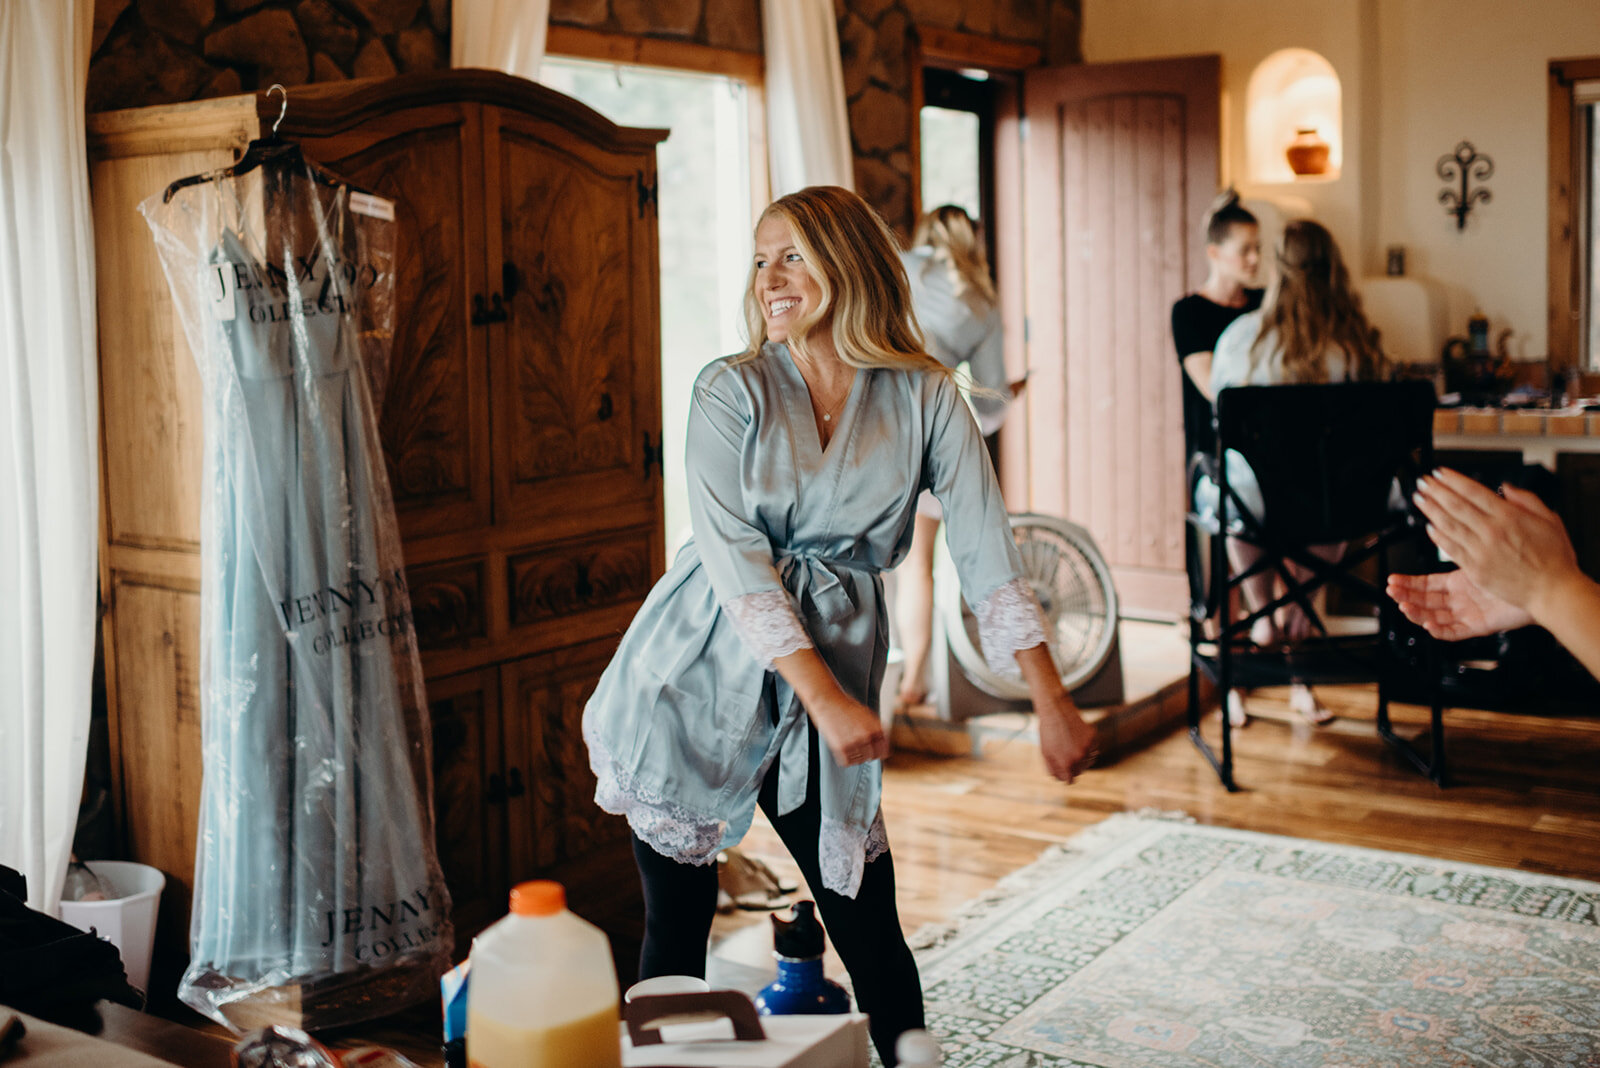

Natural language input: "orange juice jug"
[466,881,621,1068]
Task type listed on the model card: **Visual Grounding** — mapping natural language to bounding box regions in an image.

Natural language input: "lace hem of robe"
[585,718,725,866]
[723,590,813,668]
[818,810,890,898]
[974,577,1051,680]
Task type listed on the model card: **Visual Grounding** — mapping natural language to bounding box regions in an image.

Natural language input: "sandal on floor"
[717,848,798,912]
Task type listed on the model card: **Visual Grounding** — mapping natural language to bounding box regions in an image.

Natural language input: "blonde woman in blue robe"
[582,187,1094,1066]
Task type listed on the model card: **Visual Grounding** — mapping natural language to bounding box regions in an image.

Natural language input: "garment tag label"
[349,191,396,221]
[205,264,237,322]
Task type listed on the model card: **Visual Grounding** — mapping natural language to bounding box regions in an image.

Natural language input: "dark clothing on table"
[1171,289,1264,461]
[631,722,923,1067]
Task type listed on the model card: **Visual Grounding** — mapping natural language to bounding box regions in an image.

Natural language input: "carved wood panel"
[488,114,661,527]
[501,644,629,882]
[508,531,651,628]
[299,110,491,540]
[427,668,504,946]
[408,557,486,650]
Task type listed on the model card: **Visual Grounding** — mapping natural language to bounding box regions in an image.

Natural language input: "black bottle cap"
[772,900,826,959]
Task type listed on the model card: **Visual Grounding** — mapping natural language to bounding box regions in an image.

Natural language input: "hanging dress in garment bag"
[141,160,451,1030]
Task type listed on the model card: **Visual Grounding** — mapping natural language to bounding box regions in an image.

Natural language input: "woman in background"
[1171,190,1263,727]
[893,205,1027,710]
[1203,218,1387,725]
[1171,190,1263,456]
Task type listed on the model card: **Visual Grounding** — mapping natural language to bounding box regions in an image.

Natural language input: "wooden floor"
[157,683,1600,1064]
[711,683,1600,974]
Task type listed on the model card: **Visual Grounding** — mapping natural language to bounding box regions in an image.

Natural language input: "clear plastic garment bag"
[141,143,451,1029]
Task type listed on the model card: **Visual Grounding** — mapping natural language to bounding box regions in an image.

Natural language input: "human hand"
[1035,689,1098,783]
[1386,570,1535,641]
[1413,468,1581,623]
[807,693,890,767]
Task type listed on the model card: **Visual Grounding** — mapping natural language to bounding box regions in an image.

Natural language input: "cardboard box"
[621,992,869,1067]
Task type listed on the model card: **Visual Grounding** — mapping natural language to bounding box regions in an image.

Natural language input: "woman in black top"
[1172,190,1261,728]
[1171,190,1262,464]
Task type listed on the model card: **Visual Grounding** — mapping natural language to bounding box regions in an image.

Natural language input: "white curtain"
[761,0,855,196]
[0,0,99,915]
[451,0,551,80]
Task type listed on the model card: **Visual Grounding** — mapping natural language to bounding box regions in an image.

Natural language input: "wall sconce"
[1437,142,1492,230]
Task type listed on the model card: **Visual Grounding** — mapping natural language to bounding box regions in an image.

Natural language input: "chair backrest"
[1215,380,1435,544]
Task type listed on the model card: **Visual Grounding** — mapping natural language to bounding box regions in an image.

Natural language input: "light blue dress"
[583,343,1047,897]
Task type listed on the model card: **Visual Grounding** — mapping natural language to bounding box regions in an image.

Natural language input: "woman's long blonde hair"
[1251,219,1386,382]
[913,204,997,312]
[738,186,950,377]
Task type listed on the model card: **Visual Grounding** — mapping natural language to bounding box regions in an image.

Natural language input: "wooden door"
[1018,56,1219,616]
[482,105,664,542]
[499,640,629,883]
[292,103,494,543]
[427,667,505,949]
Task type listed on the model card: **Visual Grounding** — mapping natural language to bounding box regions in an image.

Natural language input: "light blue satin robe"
[583,343,1044,897]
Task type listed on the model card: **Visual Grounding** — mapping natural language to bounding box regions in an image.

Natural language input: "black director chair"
[1185,380,1444,790]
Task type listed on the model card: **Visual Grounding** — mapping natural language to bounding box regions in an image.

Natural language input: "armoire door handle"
[506,767,526,798]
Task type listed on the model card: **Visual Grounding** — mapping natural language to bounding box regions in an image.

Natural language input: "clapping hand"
[1387,468,1578,640]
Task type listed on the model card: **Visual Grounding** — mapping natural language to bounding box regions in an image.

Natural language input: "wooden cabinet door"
[499,641,630,884]
[427,666,505,948]
[1019,56,1219,617]
[293,104,493,542]
[481,105,663,540]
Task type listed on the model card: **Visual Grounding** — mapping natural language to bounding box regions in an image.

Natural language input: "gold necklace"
[818,388,849,423]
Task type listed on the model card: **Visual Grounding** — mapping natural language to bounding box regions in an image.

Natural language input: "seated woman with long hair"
[1199,218,1387,726]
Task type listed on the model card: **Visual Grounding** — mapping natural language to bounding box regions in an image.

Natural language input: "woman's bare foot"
[1226,690,1249,727]
[1289,683,1334,725]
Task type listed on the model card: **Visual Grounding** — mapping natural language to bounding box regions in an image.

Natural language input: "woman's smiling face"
[753,215,826,344]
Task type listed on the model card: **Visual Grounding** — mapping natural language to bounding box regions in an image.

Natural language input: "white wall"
[1083,0,1600,361]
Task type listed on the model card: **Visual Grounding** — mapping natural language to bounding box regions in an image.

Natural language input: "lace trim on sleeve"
[723,590,813,668]
[974,577,1050,681]
[585,716,726,866]
[818,810,891,900]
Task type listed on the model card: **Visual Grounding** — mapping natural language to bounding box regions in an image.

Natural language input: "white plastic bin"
[59,861,165,992]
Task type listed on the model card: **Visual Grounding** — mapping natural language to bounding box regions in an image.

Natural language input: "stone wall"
[89,0,1081,231]
[88,0,449,114]
[552,0,1082,234]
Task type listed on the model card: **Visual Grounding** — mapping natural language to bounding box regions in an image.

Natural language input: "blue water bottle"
[754,901,850,1015]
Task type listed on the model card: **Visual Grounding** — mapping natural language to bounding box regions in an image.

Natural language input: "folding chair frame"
[1185,383,1445,791]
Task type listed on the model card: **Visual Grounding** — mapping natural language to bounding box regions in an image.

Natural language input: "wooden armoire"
[88,72,666,963]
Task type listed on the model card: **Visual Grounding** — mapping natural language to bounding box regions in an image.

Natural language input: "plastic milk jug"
[466,881,621,1068]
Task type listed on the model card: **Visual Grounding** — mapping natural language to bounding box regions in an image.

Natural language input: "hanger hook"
[266,83,288,136]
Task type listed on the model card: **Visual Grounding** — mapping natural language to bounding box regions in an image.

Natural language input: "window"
[917,66,997,263]
[1549,58,1600,372]
[539,51,763,549]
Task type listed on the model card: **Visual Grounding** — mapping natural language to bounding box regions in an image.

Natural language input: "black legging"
[631,725,924,1066]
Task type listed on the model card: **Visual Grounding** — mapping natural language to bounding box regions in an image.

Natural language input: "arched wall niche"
[1246,48,1342,183]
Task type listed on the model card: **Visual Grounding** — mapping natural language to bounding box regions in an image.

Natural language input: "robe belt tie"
[775,551,874,625]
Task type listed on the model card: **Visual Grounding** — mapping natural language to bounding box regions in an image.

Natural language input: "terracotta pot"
[1285,128,1330,177]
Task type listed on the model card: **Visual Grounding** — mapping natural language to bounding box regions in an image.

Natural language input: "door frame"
[907,27,1041,510]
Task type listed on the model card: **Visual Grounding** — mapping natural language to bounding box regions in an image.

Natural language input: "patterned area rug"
[911,814,1600,1068]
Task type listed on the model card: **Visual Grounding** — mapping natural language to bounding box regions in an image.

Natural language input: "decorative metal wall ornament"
[1437,141,1493,230]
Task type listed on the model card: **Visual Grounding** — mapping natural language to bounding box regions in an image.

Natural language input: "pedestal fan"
[932,513,1123,719]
